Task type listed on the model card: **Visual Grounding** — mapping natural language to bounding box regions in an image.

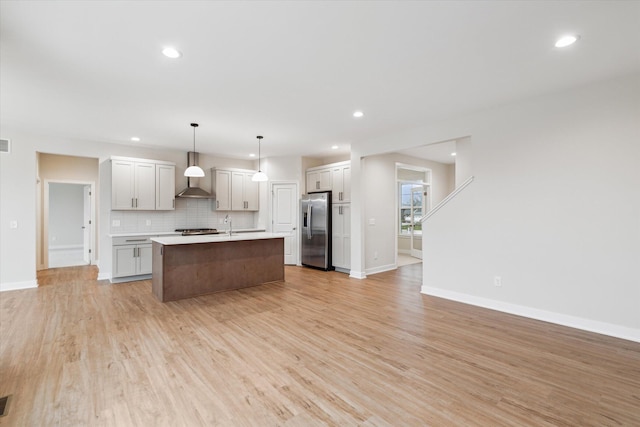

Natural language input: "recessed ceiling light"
[451,152,457,156]
[249,153,256,157]
[555,35,579,48]
[162,47,182,58]
[331,145,339,150]
[353,111,364,118]
[131,137,140,142]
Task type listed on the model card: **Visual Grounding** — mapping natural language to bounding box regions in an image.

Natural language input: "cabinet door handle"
[216,200,219,209]
[132,198,135,208]
[172,199,175,208]
[316,181,320,189]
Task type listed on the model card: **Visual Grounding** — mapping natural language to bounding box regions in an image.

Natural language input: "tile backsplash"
[110,199,257,233]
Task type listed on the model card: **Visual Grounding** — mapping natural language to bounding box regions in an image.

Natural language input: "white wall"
[353,73,640,340]
[454,137,472,186]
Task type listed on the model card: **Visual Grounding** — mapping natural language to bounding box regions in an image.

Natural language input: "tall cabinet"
[306,160,351,272]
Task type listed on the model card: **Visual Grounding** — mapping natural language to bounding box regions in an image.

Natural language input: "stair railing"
[421,175,475,223]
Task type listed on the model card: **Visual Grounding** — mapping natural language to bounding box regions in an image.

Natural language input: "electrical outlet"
[374,251,378,260]
[146,219,152,226]
[369,218,376,226]
[9,220,18,229]
[112,220,120,227]
[494,276,502,287]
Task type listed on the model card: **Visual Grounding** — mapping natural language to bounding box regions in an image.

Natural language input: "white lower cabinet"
[112,236,153,279]
[332,204,350,271]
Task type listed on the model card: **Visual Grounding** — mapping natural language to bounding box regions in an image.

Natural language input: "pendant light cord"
[257,136,263,172]
[191,123,199,166]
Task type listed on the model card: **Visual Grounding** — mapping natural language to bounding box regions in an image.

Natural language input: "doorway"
[270,182,299,265]
[397,164,432,266]
[44,181,95,268]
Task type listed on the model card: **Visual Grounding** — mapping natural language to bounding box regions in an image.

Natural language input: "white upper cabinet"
[212,169,232,211]
[306,161,350,202]
[306,168,332,193]
[155,164,176,210]
[212,168,259,211]
[111,157,175,211]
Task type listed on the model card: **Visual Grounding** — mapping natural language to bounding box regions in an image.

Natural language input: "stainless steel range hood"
[176,152,213,198]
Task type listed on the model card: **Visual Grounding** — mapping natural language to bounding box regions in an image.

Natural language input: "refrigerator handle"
[307,204,312,239]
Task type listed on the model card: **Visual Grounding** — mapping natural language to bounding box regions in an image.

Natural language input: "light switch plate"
[369,218,376,226]
[9,220,18,229]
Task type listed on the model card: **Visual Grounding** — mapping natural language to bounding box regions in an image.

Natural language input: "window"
[399,182,424,235]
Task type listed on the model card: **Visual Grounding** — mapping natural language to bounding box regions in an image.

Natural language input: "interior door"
[83,185,91,264]
[410,185,424,259]
[272,183,298,265]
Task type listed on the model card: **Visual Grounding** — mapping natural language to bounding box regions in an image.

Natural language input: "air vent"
[0,139,10,154]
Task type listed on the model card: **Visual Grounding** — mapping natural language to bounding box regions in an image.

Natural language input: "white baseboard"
[422,286,640,343]
[1,280,38,292]
[349,270,367,279]
[97,272,111,281]
[365,263,396,276]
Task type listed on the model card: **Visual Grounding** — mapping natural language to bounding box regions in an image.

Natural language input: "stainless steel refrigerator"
[301,191,332,270]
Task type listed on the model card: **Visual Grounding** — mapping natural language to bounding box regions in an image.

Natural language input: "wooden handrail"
[421,175,474,223]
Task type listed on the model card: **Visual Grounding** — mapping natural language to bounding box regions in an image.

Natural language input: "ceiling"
[1,1,639,161]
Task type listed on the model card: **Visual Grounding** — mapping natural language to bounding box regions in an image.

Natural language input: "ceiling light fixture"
[555,35,579,48]
[131,137,140,142]
[451,152,457,156]
[249,153,256,157]
[184,123,205,177]
[353,111,364,118]
[162,47,182,58]
[251,136,268,182]
[331,145,339,150]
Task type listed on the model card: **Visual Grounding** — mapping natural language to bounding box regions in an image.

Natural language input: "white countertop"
[109,228,265,238]
[151,232,288,246]
[109,231,181,238]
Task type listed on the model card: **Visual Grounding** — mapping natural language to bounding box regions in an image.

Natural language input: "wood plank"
[0,264,638,426]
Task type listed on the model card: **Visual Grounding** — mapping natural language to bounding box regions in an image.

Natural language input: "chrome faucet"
[224,214,232,236]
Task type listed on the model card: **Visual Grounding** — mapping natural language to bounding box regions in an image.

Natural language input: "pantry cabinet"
[332,204,351,270]
[331,164,351,203]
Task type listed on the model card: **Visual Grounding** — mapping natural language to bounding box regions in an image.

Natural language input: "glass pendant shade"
[251,171,268,182]
[184,122,204,177]
[184,165,205,177]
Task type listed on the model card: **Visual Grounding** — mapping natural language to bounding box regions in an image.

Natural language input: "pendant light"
[251,135,268,182]
[184,123,205,177]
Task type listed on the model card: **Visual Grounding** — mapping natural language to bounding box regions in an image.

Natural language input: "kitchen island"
[151,232,285,302]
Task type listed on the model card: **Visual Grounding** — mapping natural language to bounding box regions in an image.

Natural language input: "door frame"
[269,181,299,265]
[395,163,432,266]
[43,179,96,268]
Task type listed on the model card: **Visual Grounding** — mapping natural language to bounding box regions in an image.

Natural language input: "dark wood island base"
[152,237,284,302]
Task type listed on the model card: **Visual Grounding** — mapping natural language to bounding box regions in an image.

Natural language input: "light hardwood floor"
[1,265,639,426]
